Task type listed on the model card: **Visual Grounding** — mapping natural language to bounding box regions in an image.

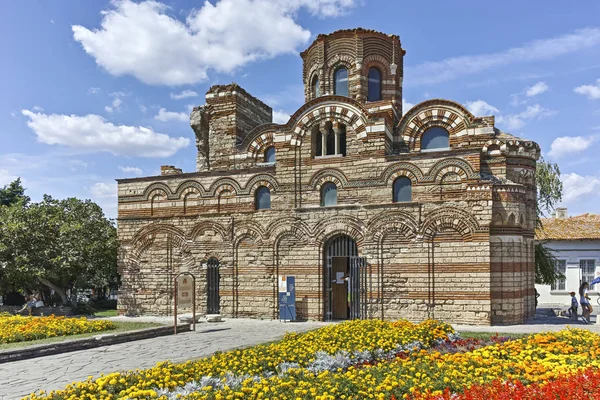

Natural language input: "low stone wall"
[0,305,73,317]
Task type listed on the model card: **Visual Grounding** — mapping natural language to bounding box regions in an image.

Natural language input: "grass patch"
[0,321,163,351]
[459,331,528,340]
[94,309,118,317]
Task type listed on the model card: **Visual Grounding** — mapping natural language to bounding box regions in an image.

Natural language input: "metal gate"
[324,235,367,321]
[207,257,220,314]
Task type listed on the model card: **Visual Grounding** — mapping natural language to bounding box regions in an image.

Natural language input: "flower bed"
[23,320,600,400]
[0,314,116,344]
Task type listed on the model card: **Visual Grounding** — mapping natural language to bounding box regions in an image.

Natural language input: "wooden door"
[331,257,348,319]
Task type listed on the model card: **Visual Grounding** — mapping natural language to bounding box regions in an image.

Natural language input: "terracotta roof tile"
[536,213,600,240]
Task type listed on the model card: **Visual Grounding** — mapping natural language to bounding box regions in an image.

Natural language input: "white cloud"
[412,28,600,84]
[0,169,18,186]
[170,89,198,100]
[32,106,44,112]
[21,109,189,157]
[105,97,122,113]
[68,159,89,172]
[548,136,596,158]
[402,99,415,115]
[119,166,143,175]
[88,87,100,94]
[465,100,499,116]
[10,111,16,117]
[525,81,549,97]
[273,110,290,124]
[574,79,600,100]
[109,91,130,97]
[496,104,556,131]
[562,172,600,203]
[71,0,355,86]
[154,107,188,122]
[90,182,117,198]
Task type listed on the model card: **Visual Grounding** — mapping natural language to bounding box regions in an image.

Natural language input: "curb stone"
[0,324,191,364]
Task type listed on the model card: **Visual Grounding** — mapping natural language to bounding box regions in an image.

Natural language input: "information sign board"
[279,275,296,321]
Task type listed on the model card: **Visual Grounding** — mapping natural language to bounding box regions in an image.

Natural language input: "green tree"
[535,157,564,285]
[0,195,118,304]
[0,178,30,207]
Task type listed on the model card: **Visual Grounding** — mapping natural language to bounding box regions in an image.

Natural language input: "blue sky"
[1,0,600,219]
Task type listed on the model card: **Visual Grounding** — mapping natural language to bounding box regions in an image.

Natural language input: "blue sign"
[279,275,296,321]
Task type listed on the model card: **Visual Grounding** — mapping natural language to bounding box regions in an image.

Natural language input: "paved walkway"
[455,314,600,334]
[0,319,327,400]
[2,314,600,399]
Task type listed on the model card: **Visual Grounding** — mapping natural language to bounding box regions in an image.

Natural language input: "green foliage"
[536,157,563,222]
[535,241,561,285]
[0,178,30,207]
[535,157,564,285]
[0,194,118,305]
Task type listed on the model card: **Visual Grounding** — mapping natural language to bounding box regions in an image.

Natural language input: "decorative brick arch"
[290,101,369,146]
[362,55,391,78]
[268,218,311,243]
[421,207,480,240]
[189,220,230,241]
[233,220,266,247]
[208,178,242,197]
[212,183,238,198]
[314,215,365,246]
[367,210,418,242]
[148,188,169,216]
[396,99,474,151]
[482,139,506,155]
[143,182,173,200]
[245,130,276,161]
[309,168,349,190]
[426,157,479,182]
[129,223,192,265]
[381,162,424,184]
[245,174,279,195]
[175,180,207,198]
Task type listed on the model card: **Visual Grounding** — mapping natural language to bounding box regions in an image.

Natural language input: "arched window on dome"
[392,177,412,203]
[255,186,271,210]
[334,67,349,97]
[321,182,337,207]
[421,127,450,151]
[264,146,276,163]
[367,67,382,101]
[311,75,320,99]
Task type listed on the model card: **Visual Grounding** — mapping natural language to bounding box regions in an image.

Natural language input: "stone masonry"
[116,28,539,325]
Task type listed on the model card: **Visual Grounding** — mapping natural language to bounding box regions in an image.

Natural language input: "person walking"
[568,291,579,321]
[579,282,593,324]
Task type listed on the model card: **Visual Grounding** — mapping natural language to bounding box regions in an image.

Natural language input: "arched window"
[421,127,449,151]
[255,186,271,210]
[264,146,276,163]
[311,75,320,98]
[392,177,412,203]
[321,182,337,206]
[367,67,382,101]
[334,67,349,97]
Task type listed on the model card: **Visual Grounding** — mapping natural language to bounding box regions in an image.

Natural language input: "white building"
[536,208,600,305]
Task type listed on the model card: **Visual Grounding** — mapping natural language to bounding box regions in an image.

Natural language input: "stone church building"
[116,28,539,325]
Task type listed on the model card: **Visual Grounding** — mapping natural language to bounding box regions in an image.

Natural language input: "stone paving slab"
[0,319,328,400]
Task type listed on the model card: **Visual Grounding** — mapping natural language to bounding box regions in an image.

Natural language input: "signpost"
[174,272,196,334]
[278,275,296,322]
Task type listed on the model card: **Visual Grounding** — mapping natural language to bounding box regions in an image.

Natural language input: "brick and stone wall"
[116,28,539,325]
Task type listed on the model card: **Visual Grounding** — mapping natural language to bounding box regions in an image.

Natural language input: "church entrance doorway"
[324,235,367,321]
[206,257,220,314]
